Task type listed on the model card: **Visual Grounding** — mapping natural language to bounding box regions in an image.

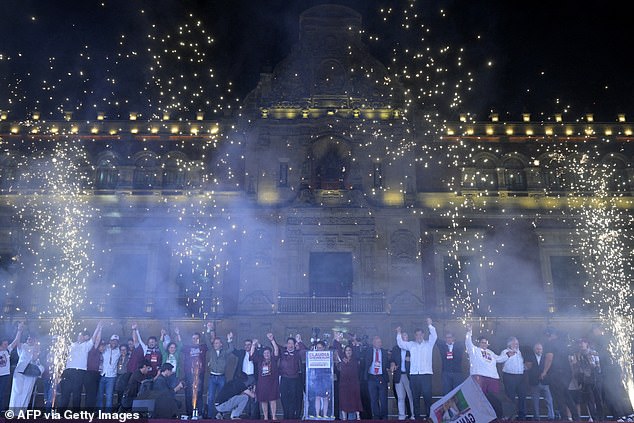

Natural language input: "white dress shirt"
[101,346,121,377]
[498,348,525,375]
[66,339,94,370]
[396,325,437,375]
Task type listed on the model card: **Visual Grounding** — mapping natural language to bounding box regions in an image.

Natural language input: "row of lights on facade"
[0,111,208,121]
[458,113,627,123]
[0,110,628,123]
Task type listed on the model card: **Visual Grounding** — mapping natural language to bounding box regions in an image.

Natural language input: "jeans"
[530,383,554,420]
[97,376,116,412]
[216,394,249,419]
[206,374,225,417]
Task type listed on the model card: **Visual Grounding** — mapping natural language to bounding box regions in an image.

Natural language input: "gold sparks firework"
[11,139,95,388]
[563,147,634,409]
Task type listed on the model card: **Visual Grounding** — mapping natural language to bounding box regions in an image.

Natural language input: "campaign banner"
[430,376,496,423]
[307,350,332,368]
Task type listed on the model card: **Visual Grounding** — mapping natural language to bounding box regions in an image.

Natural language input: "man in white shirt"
[97,334,121,412]
[59,321,103,410]
[0,322,23,411]
[498,336,526,420]
[465,324,503,394]
[396,318,437,419]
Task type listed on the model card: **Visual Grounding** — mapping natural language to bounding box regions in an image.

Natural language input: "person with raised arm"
[396,318,437,419]
[59,320,103,410]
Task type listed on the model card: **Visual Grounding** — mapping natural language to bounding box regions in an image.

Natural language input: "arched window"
[503,158,527,191]
[315,146,347,189]
[474,156,498,191]
[540,157,563,191]
[162,156,187,190]
[95,156,118,190]
[133,155,158,189]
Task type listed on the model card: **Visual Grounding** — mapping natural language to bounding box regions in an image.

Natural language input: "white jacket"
[465,331,502,379]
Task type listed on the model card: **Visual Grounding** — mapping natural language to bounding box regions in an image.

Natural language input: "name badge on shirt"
[446,351,453,360]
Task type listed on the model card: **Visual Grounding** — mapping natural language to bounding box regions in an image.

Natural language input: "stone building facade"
[0,5,632,371]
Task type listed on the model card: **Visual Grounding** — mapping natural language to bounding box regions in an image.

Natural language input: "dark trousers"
[442,371,464,395]
[0,374,10,411]
[59,368,86,410]
[185,372,204,416]
[503,372,527,418]
[410,374,433,418]
[549,372,579,420]
[280,376,302,419]
[83,370,101,408]
[366,375,388,420]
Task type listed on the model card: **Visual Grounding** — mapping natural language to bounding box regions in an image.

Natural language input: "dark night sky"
[1,0,632,121]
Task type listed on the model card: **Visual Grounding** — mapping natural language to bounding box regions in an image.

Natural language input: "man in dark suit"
[524,342,554,421]
[436,331,465,395]
[392,332,414,419]
[361,335,393,420]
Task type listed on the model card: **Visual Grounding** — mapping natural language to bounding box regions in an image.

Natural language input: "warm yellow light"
[522,113,531,122]
[31,127,39,134]
[565,128,573,136]
[555,113,563,122]
[64,111,73,121]
[625,128,633,136]
[70,126,78,134]
[171,126,179,134]
[352,109,360,118]
[261,108,269,119]
[466,128,474,135]
[490,113,499,122]
[109,129,118,135]
[586,113,594,122]
[162,112,170,121]
[327,109,336,116]
[605,128,612,136]
[505,128,514,135]
[32,111,40,120]
[10,126,18,134]
[526,128,534,136]
[459,114,467,122]
[129,112,137,121]
[91,127,99,134]
[150,127,159,134]
[190,127,199,135]
[486,126,494,135]
[384,191,404,206]
[50,126,59,134]
[210,125,219,135]
[446,128,455,135]
[545,128,553,135]
[1,112,8,120]
[131,128,139,134]
[196,112,204,121]
[617,114,626,122]
[97,112,105,120]
[584,127,594,135]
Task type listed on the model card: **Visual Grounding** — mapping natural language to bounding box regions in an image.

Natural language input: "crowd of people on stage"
[0,318,632,421]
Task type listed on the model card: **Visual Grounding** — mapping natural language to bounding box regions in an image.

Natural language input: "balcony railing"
[277,293,386,313]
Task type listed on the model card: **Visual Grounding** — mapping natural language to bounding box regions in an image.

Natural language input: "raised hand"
[131,322,138,330]
[266,333,275,342]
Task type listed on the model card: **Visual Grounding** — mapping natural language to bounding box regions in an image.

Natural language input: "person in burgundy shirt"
[85,340,106,408]
[180,323,210,417]
[130,323,161,378]
[278,333,307,420]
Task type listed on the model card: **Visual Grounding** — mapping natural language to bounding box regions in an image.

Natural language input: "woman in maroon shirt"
[334,334,363,420]
[250,333,280,420]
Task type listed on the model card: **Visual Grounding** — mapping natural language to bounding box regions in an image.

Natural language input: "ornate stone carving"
[390,229,417,265]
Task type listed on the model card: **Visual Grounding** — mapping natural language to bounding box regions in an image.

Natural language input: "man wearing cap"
[98,334,121,412]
